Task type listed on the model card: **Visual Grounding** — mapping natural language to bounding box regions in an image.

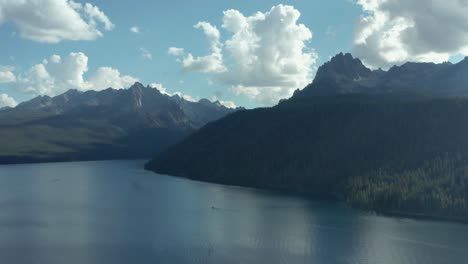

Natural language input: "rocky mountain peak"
[10,82,239,129]
[295,52,468,99]
[129,82,145,91]
[314,53,372,83]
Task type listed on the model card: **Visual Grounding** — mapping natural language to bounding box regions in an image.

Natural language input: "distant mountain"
[295,52,468,97]
[0,82,239,164]
[146,54,468,221]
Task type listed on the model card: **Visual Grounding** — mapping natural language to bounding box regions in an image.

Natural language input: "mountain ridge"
[295,52,468,98]
[0,82,239,164]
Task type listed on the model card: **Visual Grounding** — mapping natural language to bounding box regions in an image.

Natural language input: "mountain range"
[146,53,468,221]
[295,52,468,98]
[0,82,238,164]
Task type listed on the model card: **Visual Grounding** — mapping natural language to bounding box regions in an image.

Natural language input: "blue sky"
[1,0,468,108]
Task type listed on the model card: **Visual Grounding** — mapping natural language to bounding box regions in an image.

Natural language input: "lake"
[0,160,467,264]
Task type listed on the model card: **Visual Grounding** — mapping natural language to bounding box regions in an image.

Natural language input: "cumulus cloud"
[221,5,317,104]
[0,66,16,83]
[139,48,152,60]
[168,47,185,56]
[178,22,227,73]
[0,93,17,107]
[16,52,138,96]
[150,83,198,102]
[130,26,140,33]
[88,67,139,92]
[353,0,468,68]
[170,5,317,105]
[0,0,114,43]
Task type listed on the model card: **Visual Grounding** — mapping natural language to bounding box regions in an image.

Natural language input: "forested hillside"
[147,95,468,219]
[146,53,468,220]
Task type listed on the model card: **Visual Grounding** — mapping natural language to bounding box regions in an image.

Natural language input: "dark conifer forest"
[147,95,468,219]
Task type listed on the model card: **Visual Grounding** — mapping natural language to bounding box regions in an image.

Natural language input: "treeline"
[146,94,468,220]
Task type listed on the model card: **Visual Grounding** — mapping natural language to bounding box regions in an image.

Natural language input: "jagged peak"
[293,52,468,100]
[314,52,372,83]
[331,53,367,69]
[129,82,145,91]
[26,94,52,102]
[36,94,52,99]
[14,94,53,110]
[13,82,243,113]
[330,52,355,62]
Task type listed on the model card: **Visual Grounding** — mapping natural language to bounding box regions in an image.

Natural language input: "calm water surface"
[0,160,467,264]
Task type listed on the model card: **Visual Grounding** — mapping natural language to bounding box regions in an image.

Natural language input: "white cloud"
[353,0,468,68]
[150,83,198,102]
[168,47,185,56]
[130,26,140,33]
[177,22,227,73]
[88,67,139,91]
[140,48,152,60]
[177,94,197,102]
[0,66,16,83]
[170,5,317,105]
[0,0,114,43]
[150,83,167,93]
[83,2,114,31]
[18,64,55,95]
[0,93,17,107]
[16,52,138,96]
[218,100,236,109]
[221,5,317,105]
[230,85,293,106]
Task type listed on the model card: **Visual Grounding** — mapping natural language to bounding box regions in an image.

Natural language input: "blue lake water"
[0,160,467,264]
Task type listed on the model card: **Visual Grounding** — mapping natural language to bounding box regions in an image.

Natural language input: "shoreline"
[0,156,153,166]
[373,210,468,224]
[145,166,468,225]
